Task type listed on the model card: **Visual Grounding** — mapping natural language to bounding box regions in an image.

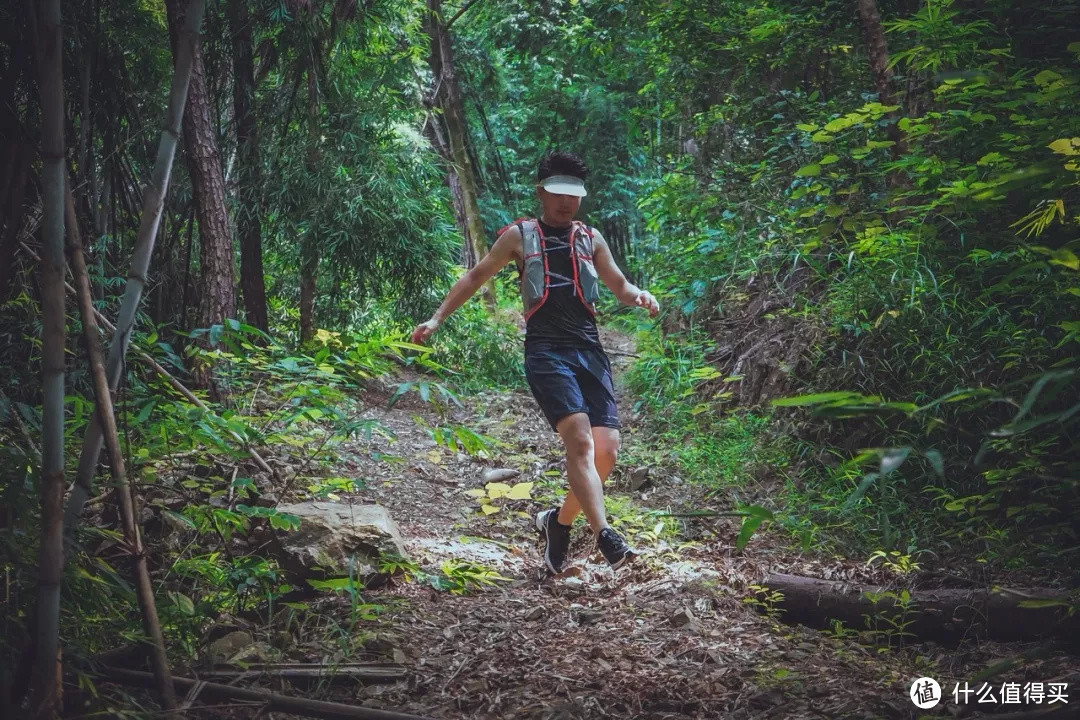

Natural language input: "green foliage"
[306,576,385,621]
[736,505,776,551]
[430,300,527,391]
[604,495,682,546]
[428,559,512,595]
[427,421,499,458]
[377,556,512,596]
[866,550,922,576]
[599,0,1080,578]
[257,1,459,334]
[5,0,1080,701]
[0,317,418,692]
[861,589,919,651]
[624,330,786,493]
[744,584,786,623]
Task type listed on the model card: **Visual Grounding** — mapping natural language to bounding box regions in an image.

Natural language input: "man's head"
[536,152,589,226]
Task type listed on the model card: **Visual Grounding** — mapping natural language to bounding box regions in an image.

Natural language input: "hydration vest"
[503,218,601,321]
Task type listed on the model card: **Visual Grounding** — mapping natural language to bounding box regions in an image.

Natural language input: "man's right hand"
[411,318,440,345]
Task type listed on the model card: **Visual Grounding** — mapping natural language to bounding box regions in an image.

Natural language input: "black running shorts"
[524,343,620,432]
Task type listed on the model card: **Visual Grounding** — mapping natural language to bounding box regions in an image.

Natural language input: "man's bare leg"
[559,426,619,527]
[555,413,610,535]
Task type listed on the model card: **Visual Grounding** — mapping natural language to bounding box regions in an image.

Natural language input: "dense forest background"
[2,0,1079,717]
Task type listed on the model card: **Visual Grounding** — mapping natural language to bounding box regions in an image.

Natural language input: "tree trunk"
[65,186,178,713]
[421,109,473,267]
[64,0,207,557]
[75,34,93,188]
[602,218,624,271]
[856,0,908,159]
[29,0,66,716]
[759,573,1079,644]
[299,57,321,344]
[170,0,236,341]
[425,0,495,305]
[229,0,269,333]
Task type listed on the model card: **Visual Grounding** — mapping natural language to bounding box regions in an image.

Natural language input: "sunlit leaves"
[1048,138,1080,156]
[464,480,534,515]
[1010,200,1065,238]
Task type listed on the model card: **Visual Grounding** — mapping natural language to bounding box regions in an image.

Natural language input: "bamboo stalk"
[64,0,208,545]
[103,667,435,720]
[66,185,179,712]
[30,0,67,715]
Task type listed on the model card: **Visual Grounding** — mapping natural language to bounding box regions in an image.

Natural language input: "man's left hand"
[634,291,660,317]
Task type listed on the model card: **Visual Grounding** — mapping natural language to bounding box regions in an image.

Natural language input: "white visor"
[539,174,588,197]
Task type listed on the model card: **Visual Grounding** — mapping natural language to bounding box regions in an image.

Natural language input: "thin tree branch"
[66,183,178,713]
[445,0,484,30]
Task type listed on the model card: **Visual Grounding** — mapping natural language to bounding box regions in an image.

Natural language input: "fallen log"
[759,573,1078,644]
[200,663,407,684]
[102,667,432,720]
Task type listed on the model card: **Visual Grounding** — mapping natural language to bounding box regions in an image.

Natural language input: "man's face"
[537,187,581,225]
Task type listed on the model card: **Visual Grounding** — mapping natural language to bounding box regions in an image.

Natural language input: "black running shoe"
[535,508,572,574]
[597,527,637,569]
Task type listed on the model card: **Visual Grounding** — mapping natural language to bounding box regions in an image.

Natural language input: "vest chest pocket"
[577,256,600,305]
[523,253,546,309]
[573,224,600,307]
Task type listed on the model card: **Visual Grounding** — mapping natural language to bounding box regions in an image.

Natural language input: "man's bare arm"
[411,225,520,344]
[592,230,660,317]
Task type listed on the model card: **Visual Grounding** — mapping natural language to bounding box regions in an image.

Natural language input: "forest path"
[311,329,1027,720]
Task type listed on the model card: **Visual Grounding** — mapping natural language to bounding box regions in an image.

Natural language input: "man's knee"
[596,441,618,469]
[594,429,620,468]
[557,417,594,461]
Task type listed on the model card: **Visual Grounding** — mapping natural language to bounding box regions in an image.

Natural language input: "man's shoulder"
[495,221,525,263]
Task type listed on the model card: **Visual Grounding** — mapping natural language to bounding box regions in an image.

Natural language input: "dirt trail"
[308,330,1074,720]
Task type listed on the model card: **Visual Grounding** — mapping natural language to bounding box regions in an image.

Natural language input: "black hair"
[537,151,589,182]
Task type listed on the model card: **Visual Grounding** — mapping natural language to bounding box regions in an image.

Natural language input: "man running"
[411,151,660,574]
